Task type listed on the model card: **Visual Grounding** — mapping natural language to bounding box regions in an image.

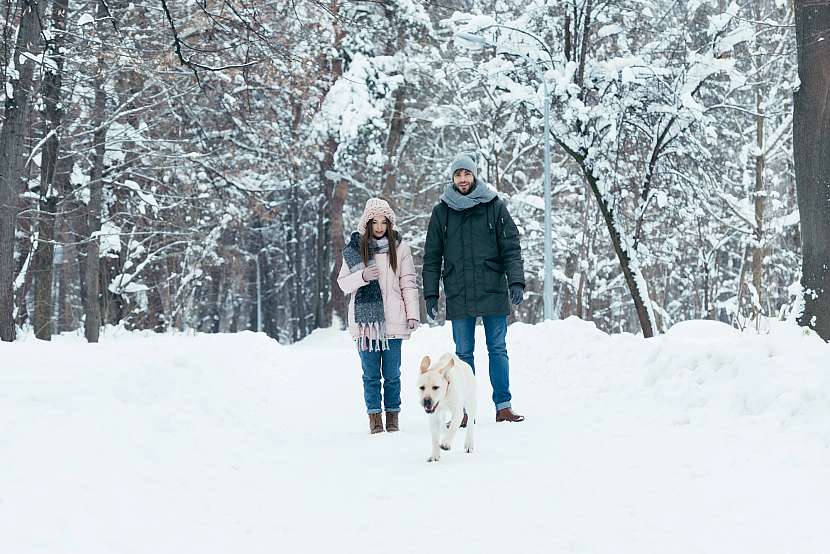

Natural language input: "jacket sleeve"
[337,258,367,294]
[422,204,444,300]
[498,202,526,288]
[398,242,420,321]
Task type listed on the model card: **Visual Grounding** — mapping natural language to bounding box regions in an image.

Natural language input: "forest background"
[1,0,827,345]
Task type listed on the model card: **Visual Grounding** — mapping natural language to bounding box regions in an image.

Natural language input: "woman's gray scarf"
[440,179,497,211]
[342,231,399,351]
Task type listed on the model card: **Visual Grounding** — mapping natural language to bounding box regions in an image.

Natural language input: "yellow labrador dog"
[417,353,476,462]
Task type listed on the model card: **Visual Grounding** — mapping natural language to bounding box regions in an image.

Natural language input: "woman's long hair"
[361,219,397,272]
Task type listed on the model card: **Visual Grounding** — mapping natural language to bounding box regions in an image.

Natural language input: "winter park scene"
[2,1,830,553]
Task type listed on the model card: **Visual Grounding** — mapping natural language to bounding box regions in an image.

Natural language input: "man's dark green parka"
[422,196,525,320]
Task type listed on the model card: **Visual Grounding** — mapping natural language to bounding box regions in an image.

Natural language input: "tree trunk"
[199,266,221,333]
[13,232,34,328]
[560,252,578,317]
[56,240,74,332]
[289,185,307,341]
[751,91,766,323]
[735,243,751,328]
[316,7,346,329]
[84,0,109,343]
[57,217,83,332]
[32,197,57,339]
[562,144,657,337]
[793,0,830,340]
[250,253,260,332]
[575,0,593,91]
[316,138,334,329]
[586,168,656,337]
[327,179,348,326]
[70,193,89,322]
[0,0,45,342]
[381,85,406,209]
[33,0,71,340]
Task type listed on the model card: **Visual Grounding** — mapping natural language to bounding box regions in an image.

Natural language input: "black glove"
[509,284,524,306]
[425,297,438,321]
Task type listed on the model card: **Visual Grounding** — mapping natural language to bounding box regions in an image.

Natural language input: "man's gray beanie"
[450,153,477,178]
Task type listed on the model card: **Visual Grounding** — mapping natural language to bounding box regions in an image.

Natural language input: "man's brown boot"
[496,408,525,422]
[385,411,399,432]
[369,413,384,434]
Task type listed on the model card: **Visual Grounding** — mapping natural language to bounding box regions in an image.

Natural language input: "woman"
[337,198,419,434]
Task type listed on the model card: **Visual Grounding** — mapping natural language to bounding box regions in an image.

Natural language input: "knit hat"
[357,198,396,235]
[450,153,477,178]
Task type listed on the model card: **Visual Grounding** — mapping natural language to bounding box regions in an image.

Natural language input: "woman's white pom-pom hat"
[358,198,396,235]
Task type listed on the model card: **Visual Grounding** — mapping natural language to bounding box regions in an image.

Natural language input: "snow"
[112,281,148,294]
[69,162,90,202]
[315,54,385,142]
[517,192,545,211]
[715,25,754,57]
[104,122,145,167]
[13,232,36,292]
[598,24,623,38]
[708,2,739,35]
[96,221,122,257]
[122,179,159,215]
[395,0,433,30]
[681,54,736,112]
[687,0,713,14]
[2,318,828,553]
[443,12,497,32]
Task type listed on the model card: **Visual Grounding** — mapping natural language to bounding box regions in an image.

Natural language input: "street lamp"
[456,29,555,320]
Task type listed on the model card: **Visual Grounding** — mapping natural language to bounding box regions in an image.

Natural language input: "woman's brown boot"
[369,413,384,434]
[385,411,399,432]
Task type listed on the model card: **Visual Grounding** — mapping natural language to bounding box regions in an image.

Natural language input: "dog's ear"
[419,356,431,373]
[438,358,454,375]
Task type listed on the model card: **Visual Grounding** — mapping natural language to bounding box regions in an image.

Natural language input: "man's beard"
[455,180,476,195]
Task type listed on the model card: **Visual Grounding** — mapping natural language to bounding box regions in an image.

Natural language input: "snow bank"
[2,318,828,553]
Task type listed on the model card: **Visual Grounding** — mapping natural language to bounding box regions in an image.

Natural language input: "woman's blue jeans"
[358,339,402,414]
[451,315,512,410]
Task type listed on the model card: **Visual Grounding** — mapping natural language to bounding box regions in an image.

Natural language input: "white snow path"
[1,318,828,553]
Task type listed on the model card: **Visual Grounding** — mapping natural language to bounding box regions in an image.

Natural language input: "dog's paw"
[465,445,474,453]
[427,455,440,462]
[439,442,451,451]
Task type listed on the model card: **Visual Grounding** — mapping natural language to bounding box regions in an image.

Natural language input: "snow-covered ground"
[2,317,829,553]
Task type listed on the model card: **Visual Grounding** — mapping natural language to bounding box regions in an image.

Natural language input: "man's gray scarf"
[440,180,497,211]
[342,231,399,351]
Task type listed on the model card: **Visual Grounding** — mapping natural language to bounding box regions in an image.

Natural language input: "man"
[422,153,526,423]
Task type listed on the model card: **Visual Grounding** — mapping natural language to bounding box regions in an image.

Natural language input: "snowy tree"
[0,0,810,342]
[793,0,830,341]
[31,0,71,340]
[0,0,46,342]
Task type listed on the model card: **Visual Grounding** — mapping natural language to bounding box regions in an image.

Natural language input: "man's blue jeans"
[451,315,512,410]
[358,339,402,414]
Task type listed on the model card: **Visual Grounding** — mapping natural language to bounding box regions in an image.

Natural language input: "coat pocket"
[484,259,505,273]
[483,259,507,293]
[442,263,460,299]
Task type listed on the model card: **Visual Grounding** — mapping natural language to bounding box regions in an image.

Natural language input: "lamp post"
[456,29,555,320]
